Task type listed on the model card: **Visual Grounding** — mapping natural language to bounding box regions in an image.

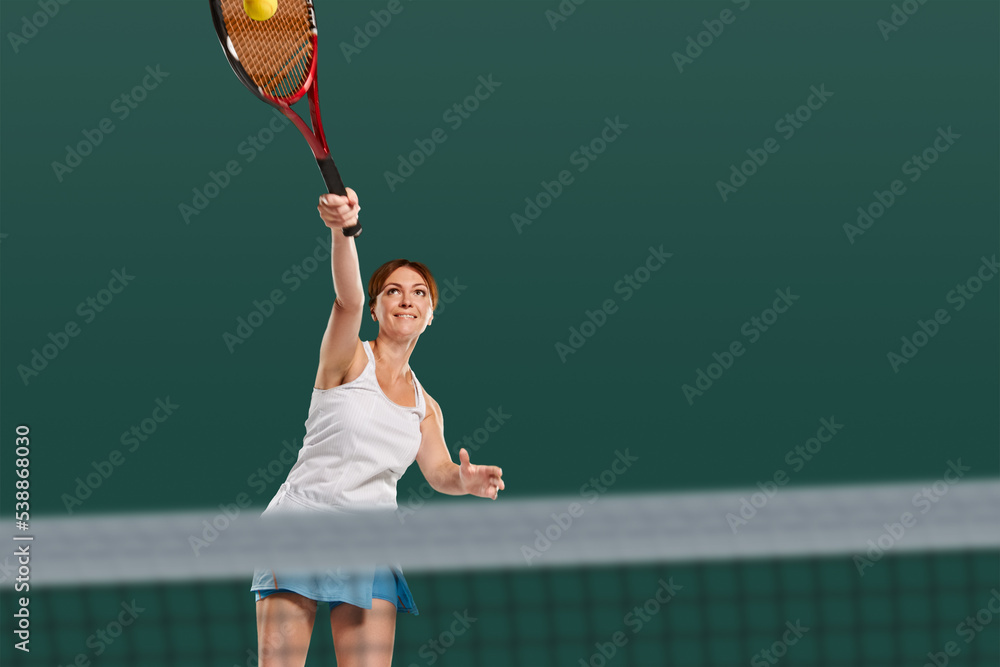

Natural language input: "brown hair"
[368,259,438,315]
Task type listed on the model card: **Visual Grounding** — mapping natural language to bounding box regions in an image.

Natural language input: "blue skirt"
[251,563,419,615]
[250,484,418,614]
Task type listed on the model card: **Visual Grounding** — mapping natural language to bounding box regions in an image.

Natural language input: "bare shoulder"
[422,389,442,422]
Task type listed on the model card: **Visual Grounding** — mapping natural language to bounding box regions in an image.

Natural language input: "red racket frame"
[208,2,360,236]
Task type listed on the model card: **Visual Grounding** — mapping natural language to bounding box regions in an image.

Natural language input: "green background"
[2,0,996,513]
[1,0,997,665]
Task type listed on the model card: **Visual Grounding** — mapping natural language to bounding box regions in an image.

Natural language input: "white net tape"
[7,478,998,588]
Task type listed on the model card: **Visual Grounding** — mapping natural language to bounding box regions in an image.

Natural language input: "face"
[372,266,434,334]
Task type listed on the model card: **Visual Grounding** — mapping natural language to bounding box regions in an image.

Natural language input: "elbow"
[334,295,365,312]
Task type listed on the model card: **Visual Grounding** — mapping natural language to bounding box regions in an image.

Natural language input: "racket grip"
[317,157,362,237]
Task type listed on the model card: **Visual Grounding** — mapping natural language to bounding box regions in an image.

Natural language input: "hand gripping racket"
[208,0,361,236]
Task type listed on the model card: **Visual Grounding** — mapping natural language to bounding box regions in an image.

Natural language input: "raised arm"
[315,189,364,389]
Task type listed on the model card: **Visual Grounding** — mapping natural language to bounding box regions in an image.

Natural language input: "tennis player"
[251,187,505,667]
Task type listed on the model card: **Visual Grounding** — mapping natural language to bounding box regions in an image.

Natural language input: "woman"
[251,188,505,667]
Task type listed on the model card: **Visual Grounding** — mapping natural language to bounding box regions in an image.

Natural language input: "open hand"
[459,448,505,500]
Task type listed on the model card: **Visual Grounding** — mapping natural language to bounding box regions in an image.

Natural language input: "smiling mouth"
[394,314,416,319]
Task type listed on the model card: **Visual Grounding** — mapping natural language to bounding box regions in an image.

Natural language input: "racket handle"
[317,157,362,237]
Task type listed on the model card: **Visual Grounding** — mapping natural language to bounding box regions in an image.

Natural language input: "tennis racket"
[208,0,361,237]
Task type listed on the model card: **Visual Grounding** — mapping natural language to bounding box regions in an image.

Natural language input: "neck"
[371,337,415,380]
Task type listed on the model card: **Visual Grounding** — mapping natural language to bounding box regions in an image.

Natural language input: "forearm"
[330,231,364,305]
[430,462,467,496]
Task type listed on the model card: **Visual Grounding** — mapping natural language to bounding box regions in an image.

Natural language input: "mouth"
[394,314,417,319]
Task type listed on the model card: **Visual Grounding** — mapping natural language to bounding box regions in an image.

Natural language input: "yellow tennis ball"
[244,0,277,22]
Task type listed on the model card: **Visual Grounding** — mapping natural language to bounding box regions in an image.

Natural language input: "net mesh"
[3,481,998,666]
[4,553,998,666]
[219,0,315,100]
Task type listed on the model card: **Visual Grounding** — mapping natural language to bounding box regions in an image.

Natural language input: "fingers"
[317,208,359,230]
[320,191,359,208]
[460,451,505,499]
[488,465,504,498]
[318,196,358,217]
[317,192,360,229]
[480,463,503,496]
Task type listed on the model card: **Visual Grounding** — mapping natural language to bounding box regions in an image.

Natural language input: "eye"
[387,288,399,295]
[415,289,426,296]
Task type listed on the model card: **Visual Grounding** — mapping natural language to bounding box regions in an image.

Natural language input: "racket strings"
[266,40,312,99]
[219,0,315,100]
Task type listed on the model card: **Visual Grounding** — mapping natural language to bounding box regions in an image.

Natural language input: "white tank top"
[274,340,426,511]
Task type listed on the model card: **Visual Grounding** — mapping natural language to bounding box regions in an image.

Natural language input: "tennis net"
[3,478,998,666]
